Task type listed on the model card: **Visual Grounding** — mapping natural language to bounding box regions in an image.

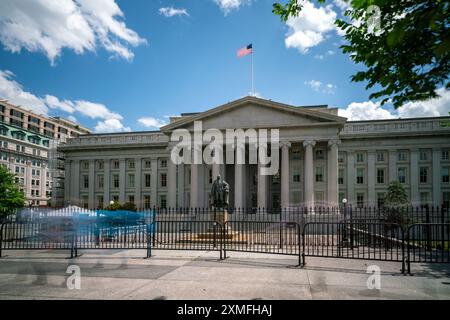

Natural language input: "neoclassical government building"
[60,96,450,209]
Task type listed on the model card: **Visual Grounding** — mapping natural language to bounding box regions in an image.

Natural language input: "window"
[28,116,40,125]
[83,175,89,189]
[376,152,385,162]
[376,168,385,184]
[339,192,345,204]
[145,174,151,187]
[357,193,364,208]
[128,195,135,204]
[160,195,167,208]
[443,192,450,208]
[160,159,167,168]
[10,109,24,119]
[315,167,323,182]
[144,160,151,168]
[338,168,344,185]
[292,148,301,160]
[442,150,450,161]
[144,195,151,209]
[113,160,119,169]
[82,196,88,209]
[12,131,25,140]
[398,151,407,162]
[161,173,167,187]
[315,149,324,160]
[113,174,119,188]
[356,153,365,163]
[398,167,406,183]
[128,160,135,169]
[293,167,300,182]
[97,161,104,170]
[128,174,135,188]
[112,195,119,203]
[97,175,104,188]
[356,168,364,184]
[377,193,385,208]
[44,121,55,129]
[442,167,449,183]
[420,150,428,161]
[420,167,428,183]
[208,169,213,184]
[338,153,344,163]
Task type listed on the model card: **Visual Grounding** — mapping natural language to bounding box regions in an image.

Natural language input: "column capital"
[303,140,316,148]
[327,139,341,148]
[280,141,292,149]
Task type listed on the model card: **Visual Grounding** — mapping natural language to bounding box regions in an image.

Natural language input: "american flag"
[237,44,253,58]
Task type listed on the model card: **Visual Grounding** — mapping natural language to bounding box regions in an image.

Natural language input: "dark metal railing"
[1,206,449,274]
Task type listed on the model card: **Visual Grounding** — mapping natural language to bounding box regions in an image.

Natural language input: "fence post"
[0,221,3,258]
[426,205,431,251]
[401,226,405,274]
[146,222,152,258]
[407,225,411,275]
[279,207,283,250]
[349,205,354,249]
[298,223,301,267]
[301,224,306,267]
[223,221,227,259]
[213,207,217,249]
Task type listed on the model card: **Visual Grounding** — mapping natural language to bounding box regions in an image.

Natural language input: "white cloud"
[67,115,78,123]
[73,100,122,120]
[338,101,395,120]
[159,7,189,17]
[304,80,336,94]
[0,68,130,133]
[95,118,131,133]
[44,95,76,113]
[0,70,48,114]
[285,1,337,53]
[397,88,450,118]
[214,0,250,15]
[339,89,450,120]
[138,117,168,129]
[304,80,322,91]
[0,0,147,64]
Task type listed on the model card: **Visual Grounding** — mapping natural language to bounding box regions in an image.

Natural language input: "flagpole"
[251,47,254,96]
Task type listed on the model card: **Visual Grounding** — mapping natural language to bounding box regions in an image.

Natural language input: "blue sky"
[0,0,448,133]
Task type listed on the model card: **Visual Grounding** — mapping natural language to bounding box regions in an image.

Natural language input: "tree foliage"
[0,166,25,218]
[273,0,450,108]
[384,181,409,207]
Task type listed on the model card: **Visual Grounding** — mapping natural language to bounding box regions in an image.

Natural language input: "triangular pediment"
[161,96,346,132]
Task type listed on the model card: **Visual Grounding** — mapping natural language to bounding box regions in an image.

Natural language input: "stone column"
[88,159,95,209]
[71,160,80,206]
[410,149,419,206]
[367,151,376,207]
[177,164,185,207]
[134,157,142,209]
[25,161,32,199]
[235,145,246,209]
[303,140,316,208]
[64,160,71,206]
[167,154,177,208]
[281,142,291,208]
[432,148,441,206]
[151,157,158,207]
[388,150,397,182]
[103,159,110,208]
[119,159,126,203]
[346,151,355,205]
[190,163,199,207]
[257,161,267,209]
[327,140,339,207]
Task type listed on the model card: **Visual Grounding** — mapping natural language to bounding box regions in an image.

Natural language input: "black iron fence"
[1,206,449,274]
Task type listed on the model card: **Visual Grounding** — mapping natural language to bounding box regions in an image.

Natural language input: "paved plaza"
[0,249,449,300]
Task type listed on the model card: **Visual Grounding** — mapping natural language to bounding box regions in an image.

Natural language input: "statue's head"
[216,174,221,181]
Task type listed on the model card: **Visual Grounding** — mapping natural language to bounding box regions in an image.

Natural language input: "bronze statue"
[211,175,229,209]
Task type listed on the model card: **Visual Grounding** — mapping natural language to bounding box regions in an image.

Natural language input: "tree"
[0,166,25,219]
[382,181,409,227]
[384,181,409,208]
[273,0,449,108]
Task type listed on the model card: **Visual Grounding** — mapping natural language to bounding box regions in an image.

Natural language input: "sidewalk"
[0,249,449,300]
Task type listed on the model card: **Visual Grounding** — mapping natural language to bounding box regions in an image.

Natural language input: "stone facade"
[59,97,450,209]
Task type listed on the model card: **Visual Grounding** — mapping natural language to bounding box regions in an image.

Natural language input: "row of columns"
[185,139,340,208]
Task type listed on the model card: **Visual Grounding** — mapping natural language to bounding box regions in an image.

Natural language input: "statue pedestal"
[195,208,239,241]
